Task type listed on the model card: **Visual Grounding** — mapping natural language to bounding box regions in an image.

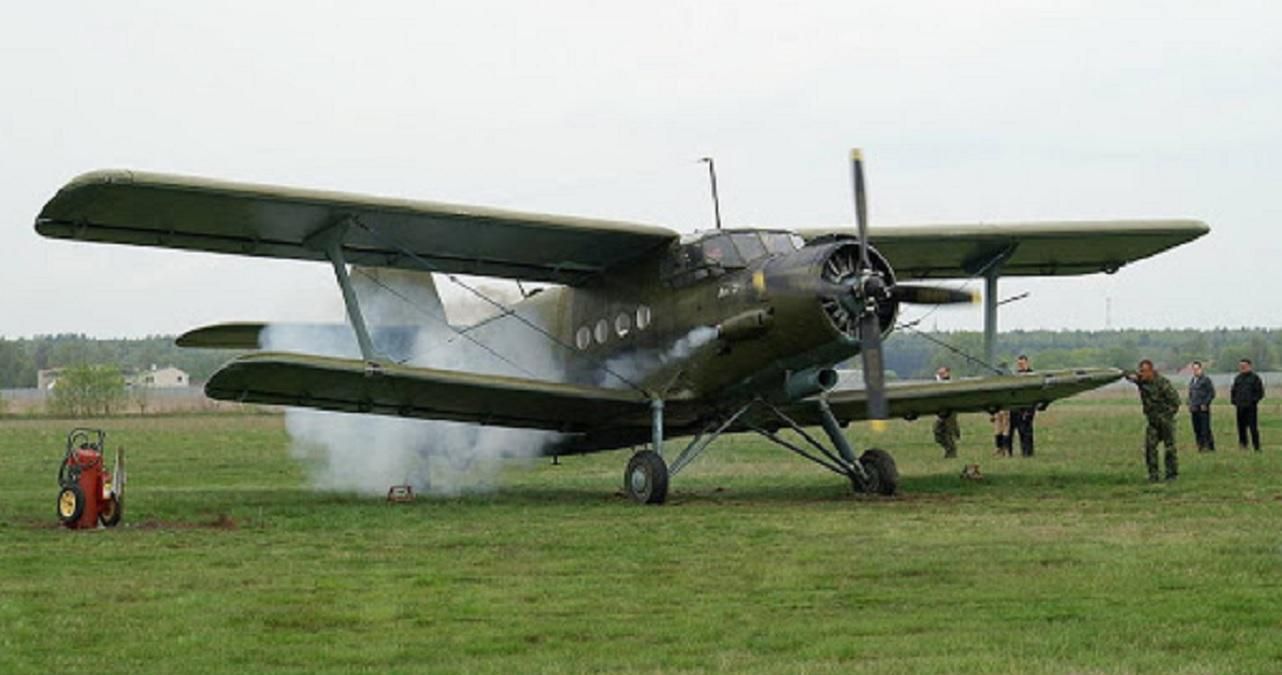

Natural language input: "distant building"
[131,365,190,389]
[37,368,64,390]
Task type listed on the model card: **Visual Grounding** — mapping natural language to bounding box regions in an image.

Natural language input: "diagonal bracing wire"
[350,267,540,378]
[894,320,1006,375]
[352,218,649,395]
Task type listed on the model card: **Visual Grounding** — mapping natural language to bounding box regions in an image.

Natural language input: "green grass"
[3,399,1282,674]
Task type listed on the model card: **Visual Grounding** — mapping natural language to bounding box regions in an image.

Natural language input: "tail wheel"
[100,496,123,527]
[624,450,669,504]
[855,448,898,496]
[56,484,85,524]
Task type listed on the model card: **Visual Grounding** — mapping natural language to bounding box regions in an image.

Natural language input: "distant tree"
[48,364,126,417]
[131,384,151,415]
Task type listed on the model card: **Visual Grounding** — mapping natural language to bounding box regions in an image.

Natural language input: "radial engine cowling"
[817,240,898,341]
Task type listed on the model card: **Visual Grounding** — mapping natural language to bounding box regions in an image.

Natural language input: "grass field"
[3,397,1282,673]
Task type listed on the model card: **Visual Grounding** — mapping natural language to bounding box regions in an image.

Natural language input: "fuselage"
[475,229,898,409]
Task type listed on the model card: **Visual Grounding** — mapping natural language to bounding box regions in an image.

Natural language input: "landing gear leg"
[748,398,900,496]
[623,399,670,504]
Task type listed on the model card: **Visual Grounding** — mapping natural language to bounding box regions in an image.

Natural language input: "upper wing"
[36,170,679,285]
[777,368,1122,426]
[798,220,1209,279]
[205,352,663,433]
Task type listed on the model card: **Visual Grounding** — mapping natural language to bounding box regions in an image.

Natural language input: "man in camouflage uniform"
[1125,359,1181,482]
[933,366,960,458]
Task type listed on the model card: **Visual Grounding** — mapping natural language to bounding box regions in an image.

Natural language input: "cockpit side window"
[700,234,744,268]
[730,233,767,262]
[761,232,798,255]
[662,233,747,287]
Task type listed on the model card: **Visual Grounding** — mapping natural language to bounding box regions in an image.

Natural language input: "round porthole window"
[575,325,592,350]
[594,319,610,344]
[615,312,632,337]
[636,305,652,330]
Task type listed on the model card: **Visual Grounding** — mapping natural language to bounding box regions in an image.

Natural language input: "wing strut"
[975,244,1017,368]
[304,218,379,362]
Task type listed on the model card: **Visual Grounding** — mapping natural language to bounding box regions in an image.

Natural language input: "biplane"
[36,152,1207,502]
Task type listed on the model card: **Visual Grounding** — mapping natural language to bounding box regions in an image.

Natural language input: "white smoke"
[263,269,563,497]
[597,326,719,390]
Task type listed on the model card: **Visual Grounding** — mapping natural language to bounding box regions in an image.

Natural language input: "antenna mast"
[699,157,722,230]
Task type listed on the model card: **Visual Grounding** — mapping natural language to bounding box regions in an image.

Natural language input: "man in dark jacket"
[932,367,960,458]
[1230,358,1264,451]
[1011,354,1036,457]
[1126,359,1181,482]
[1187,360,1216,452]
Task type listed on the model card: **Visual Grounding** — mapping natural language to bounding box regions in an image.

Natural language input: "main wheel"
[854,448,899,496]
[624,450,669,504]
[100,496,123,527]
[56,484,85,524]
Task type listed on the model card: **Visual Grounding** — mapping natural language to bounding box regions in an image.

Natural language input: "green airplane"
[35,151,1208,503]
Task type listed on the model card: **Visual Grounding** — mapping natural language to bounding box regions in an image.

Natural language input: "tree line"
[1,328,1278,392]
[0,334,235,389]
[884,328,1281,379]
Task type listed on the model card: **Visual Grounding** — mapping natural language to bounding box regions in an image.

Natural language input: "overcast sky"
[2,1,1278,339]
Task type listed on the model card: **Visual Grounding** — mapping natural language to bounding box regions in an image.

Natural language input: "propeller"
[823,150,977,426]
[848,149,890,424]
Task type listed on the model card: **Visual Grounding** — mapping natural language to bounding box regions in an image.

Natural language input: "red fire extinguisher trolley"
[56,428,125,529]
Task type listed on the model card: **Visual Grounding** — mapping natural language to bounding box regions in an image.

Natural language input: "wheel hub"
[58,490,76,518]
[630,467,649,495]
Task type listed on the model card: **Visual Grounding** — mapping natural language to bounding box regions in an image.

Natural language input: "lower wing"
[779,368,1123,425]
[204,352,664,434]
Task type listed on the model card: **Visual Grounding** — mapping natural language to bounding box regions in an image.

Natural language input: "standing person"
[1011,354,1036,457]
[1187,361,1216,452]
[933,366,960,458]
[1125,359,1181,482]
[991,410,1012,456]
[1230,358,1264,451]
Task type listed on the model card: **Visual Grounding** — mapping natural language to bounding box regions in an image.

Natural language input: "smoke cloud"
[263,269,563,497]
[263,269,721,498]
[597,326,719,390]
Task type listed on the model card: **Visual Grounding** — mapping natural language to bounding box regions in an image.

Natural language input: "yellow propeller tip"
[870,419,889,433]
[971,291,981,304]
[850,148,864,161]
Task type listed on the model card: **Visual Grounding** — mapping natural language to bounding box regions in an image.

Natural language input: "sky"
[1,1,1278,338]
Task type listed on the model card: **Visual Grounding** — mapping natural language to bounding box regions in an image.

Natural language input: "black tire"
[56,484,85,524]
[624,450,669,504]
[855,448,899,496]
[100,496,123,527]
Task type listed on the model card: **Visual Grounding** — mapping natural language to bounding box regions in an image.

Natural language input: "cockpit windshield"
[664,229,803,286]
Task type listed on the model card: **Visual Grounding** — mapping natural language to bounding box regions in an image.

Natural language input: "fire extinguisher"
[56,428,125,529]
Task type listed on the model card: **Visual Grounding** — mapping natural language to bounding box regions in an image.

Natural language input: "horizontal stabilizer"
[177,322,425,360]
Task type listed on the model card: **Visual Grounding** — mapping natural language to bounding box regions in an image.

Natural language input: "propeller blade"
[859,310,889,421]
[850,149,871,271]
[849,148,888,426]
[891,284,978,305]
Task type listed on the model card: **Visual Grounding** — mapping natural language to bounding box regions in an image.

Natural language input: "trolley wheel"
[56,484,85,524]
[100,496,123,527]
